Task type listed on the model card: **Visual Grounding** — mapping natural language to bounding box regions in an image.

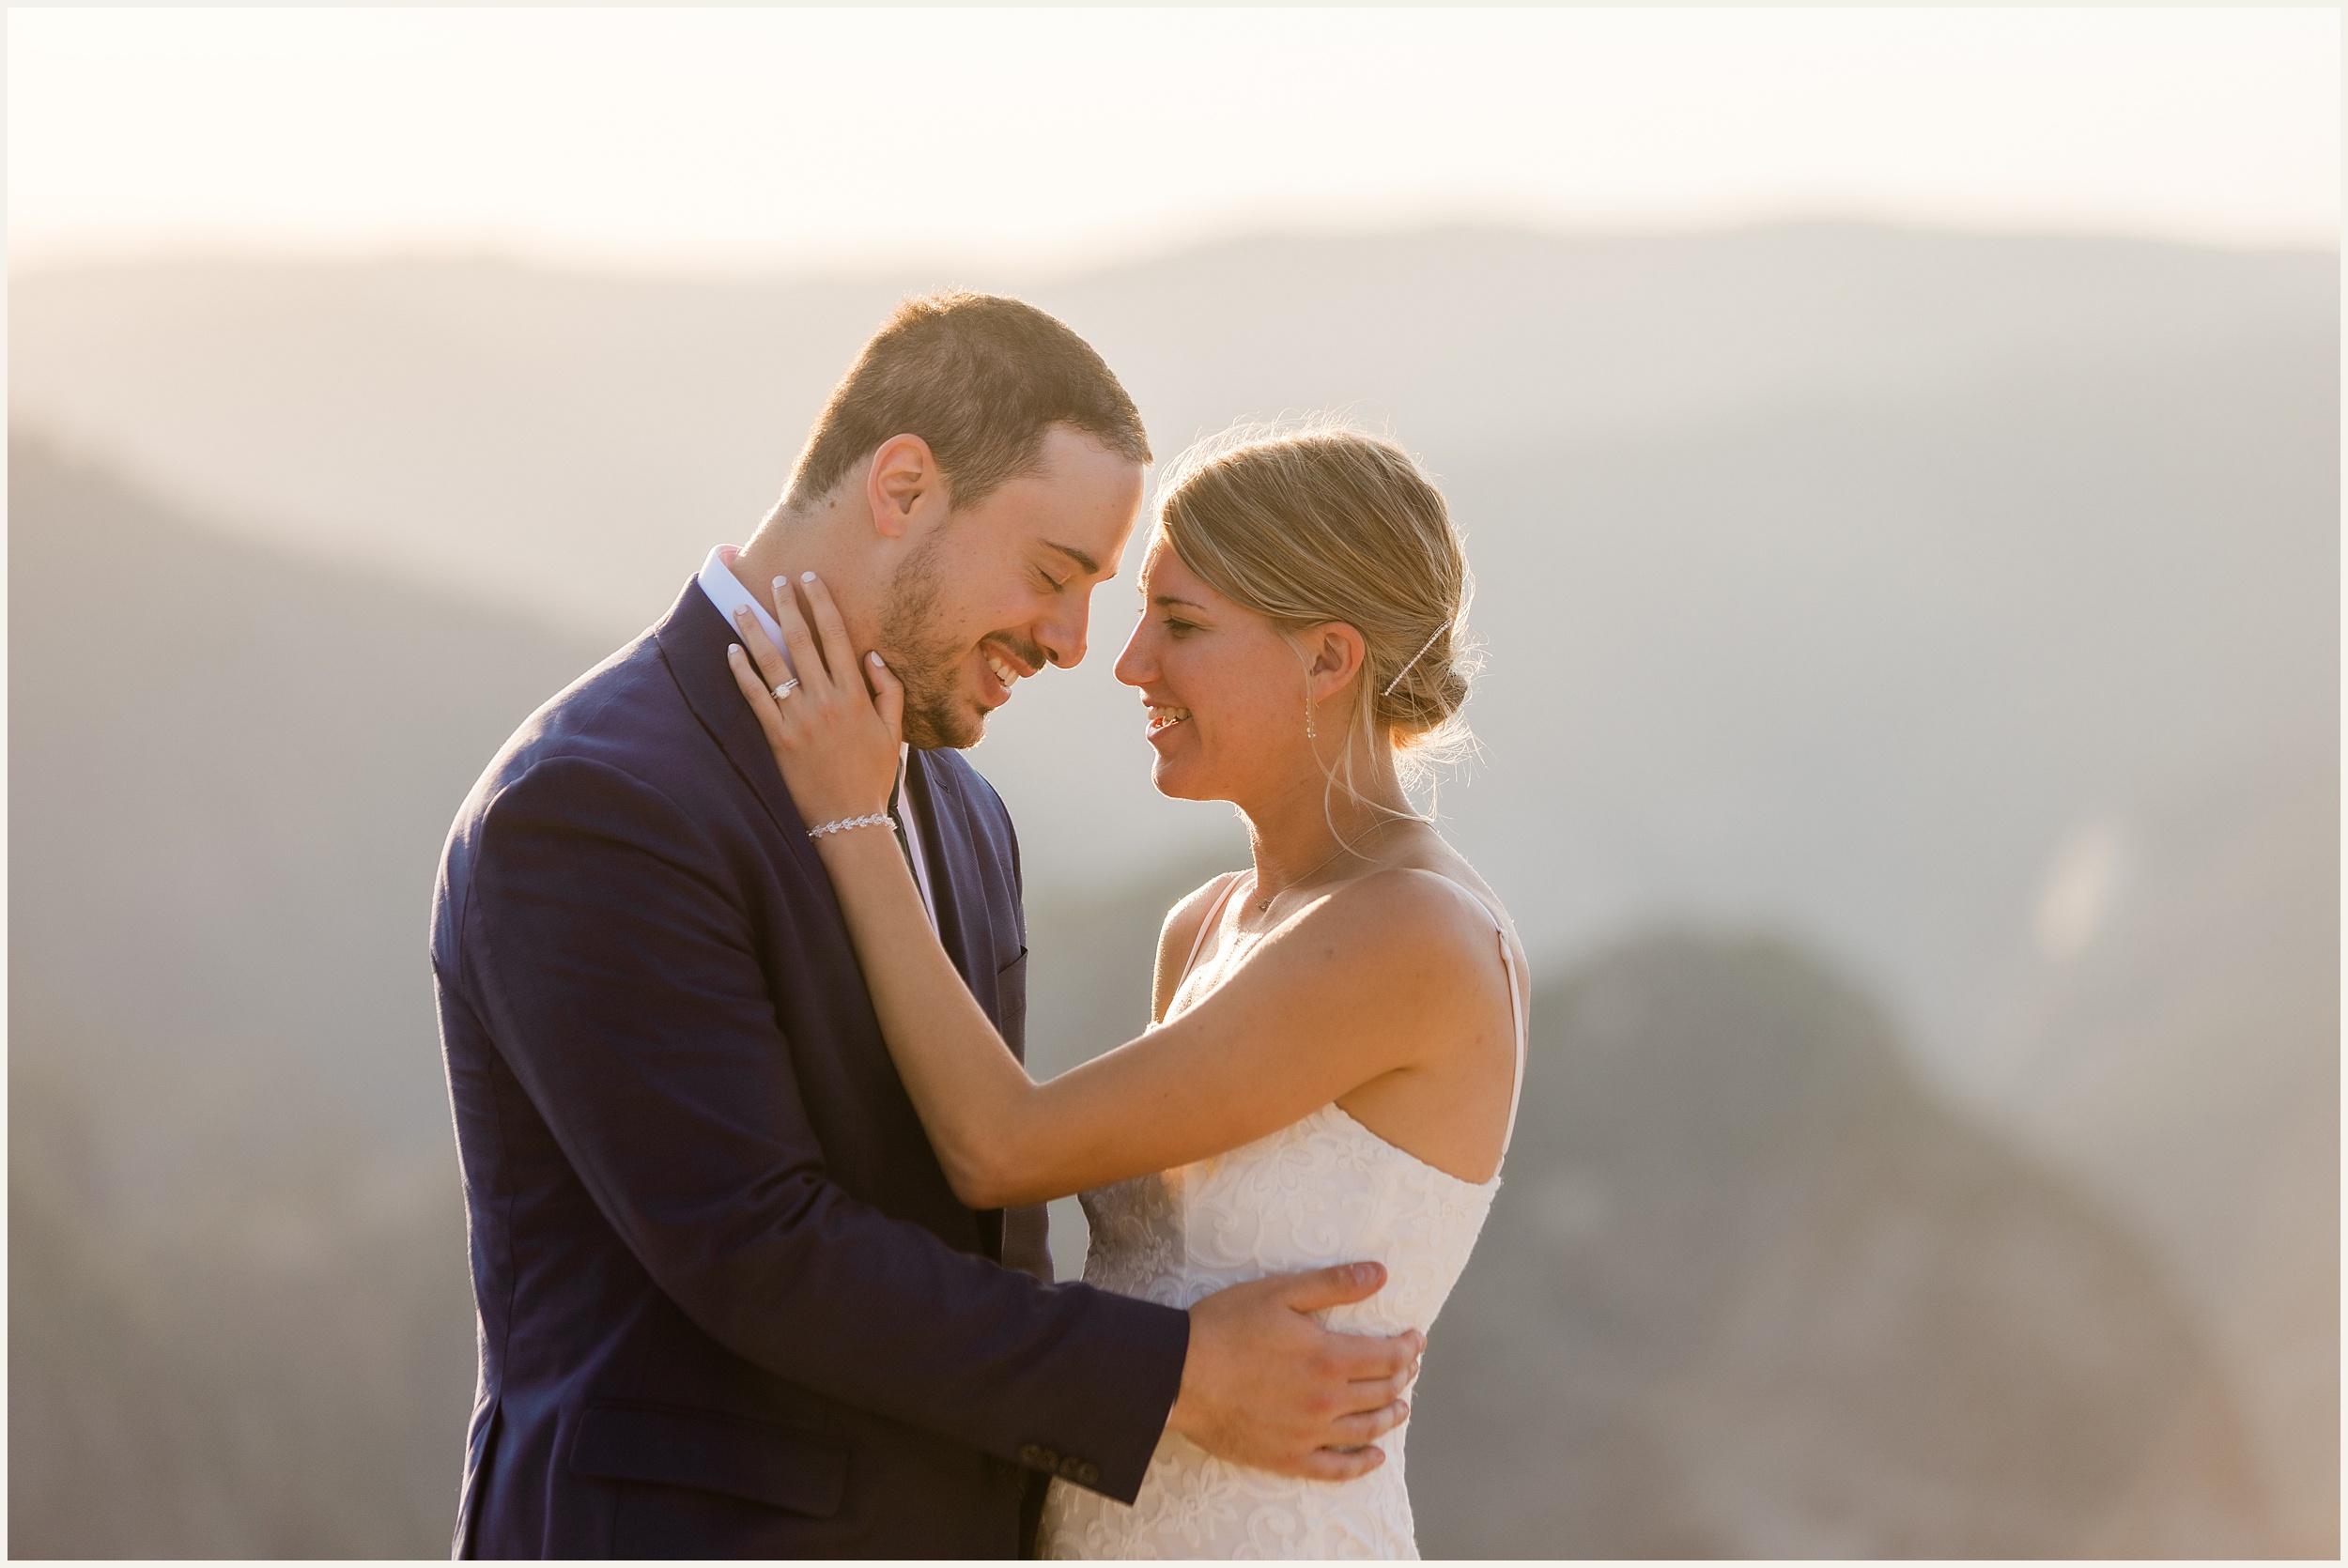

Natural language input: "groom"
[431,291,1420,1558]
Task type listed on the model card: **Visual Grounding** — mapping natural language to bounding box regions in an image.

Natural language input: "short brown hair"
[784,290,1151,513]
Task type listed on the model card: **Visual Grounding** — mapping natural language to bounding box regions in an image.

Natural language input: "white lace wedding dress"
[1039,871,1526,1560]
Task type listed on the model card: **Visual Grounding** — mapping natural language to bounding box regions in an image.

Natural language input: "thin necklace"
[1251,821,1400,913]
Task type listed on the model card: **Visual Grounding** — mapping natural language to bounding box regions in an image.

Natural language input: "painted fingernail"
[773,576,788,592]
[870,652,886,668]
[801,571,817,584]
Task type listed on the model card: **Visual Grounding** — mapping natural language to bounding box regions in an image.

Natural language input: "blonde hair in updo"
[1153,420,1479,806]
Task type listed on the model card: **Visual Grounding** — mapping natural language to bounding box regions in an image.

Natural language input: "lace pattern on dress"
[1038,871,1525,1560]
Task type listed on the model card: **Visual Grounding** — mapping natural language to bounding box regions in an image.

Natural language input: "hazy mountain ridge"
[9,222,2334,1553]
[1990,729,2341,1553]
[12,223,2330,638]
[9,438,561,1552]
[9,433,610,1148]
[1430,325,2338,1080]
[11,974,473,1558]
[11,223,2328,975]
[1409,931,2270,1557]
[9,437,2287,1556]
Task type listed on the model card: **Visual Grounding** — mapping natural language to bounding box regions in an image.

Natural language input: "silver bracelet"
[808,811,892,839]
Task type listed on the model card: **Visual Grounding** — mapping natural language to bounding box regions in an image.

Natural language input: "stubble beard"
[875,530,982,750]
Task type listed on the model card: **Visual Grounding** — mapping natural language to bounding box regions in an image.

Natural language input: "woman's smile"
[1146,702,1193,739]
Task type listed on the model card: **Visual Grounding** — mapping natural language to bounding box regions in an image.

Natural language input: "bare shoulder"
[1280,865,1507,979]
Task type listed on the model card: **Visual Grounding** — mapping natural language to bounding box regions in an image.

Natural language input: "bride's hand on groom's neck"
[726,571,904,824]
[1168,1263,1425,1481]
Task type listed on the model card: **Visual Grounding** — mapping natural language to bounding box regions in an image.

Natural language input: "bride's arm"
[797,822,1473,1208]
[726,576,1478,1209]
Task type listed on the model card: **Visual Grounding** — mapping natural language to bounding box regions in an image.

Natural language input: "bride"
[726,425,1526,1560]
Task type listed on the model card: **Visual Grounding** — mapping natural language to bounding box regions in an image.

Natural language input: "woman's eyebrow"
[1151,593,1209,609]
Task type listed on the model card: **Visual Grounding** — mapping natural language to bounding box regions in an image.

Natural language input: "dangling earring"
[1292,640,1319,746]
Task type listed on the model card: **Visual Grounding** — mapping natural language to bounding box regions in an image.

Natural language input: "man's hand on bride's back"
[1168,1263,1424,1481]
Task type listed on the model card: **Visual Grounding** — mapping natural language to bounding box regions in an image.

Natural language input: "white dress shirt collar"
[697,546,937,927]
[698,544,796,678]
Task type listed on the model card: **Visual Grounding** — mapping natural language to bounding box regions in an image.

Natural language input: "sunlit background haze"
[8,7,2339,1559]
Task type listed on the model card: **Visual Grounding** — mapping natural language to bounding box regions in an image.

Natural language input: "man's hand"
[1167,1263,1426,1481]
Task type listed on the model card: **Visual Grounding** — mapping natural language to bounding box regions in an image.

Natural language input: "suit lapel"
[657,577,997,1017]
[651,579,833,892]
[905,751,992,1003]
[907,749,1015,1263]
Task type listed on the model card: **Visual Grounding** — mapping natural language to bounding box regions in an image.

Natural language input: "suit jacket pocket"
[570,1400,849,1517]
[995,946,1029,1057]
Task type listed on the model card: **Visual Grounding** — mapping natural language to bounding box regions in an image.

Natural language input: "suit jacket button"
[1075,1462,1101,1486]
[1022,1444,1058,1472]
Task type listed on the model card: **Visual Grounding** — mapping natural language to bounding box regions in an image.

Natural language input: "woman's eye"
[1165,618,1198,638]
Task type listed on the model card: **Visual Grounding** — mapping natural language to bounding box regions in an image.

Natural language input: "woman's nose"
[1113,620,1153,686]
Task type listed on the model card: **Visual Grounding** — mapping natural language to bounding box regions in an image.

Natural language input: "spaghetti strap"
[1425,875,1531,1156]
[1494,925,1528,1154]
[1174,868,1527,1153]
[1174,871,1248,993]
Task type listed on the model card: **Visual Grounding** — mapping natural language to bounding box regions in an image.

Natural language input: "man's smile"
[977,638,1043,710]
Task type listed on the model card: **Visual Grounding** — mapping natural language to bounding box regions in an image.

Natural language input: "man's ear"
[866,434,942,540]
[1304,622,1368,699]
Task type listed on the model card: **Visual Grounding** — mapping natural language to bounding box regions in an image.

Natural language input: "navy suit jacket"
[430,581,1189,1558]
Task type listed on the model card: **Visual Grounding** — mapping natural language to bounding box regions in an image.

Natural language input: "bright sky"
[8,8,2338,273]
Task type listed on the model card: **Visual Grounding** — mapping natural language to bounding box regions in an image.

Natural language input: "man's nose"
[1040,596,1091,669]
